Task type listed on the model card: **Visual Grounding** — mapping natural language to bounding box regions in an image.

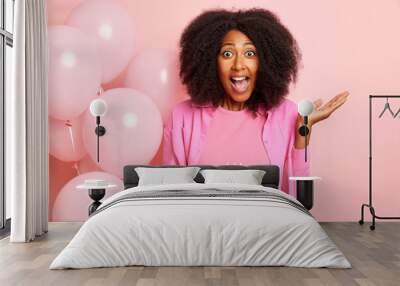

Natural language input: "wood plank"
[0,222,399,286]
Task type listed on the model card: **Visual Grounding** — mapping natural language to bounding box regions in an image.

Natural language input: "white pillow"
[200,169,266,185]
[135,167,201,186]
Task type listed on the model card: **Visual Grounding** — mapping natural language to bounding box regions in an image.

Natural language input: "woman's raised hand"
[308,91,350,126]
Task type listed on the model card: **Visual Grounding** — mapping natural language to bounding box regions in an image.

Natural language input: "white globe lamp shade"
[298,100,314,116]
[90,98,107,117]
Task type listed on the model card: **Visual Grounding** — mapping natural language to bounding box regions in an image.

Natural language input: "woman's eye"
[245,51,256,57]
[222,51,233,57]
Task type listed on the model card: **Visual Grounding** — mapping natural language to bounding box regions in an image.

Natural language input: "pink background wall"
[46,0,400,222]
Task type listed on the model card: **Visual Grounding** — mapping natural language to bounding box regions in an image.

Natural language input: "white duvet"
[50,183,351,269]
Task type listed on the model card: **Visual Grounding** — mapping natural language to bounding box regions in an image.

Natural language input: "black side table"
[88,188,106,215]
[289,177,321,210]
[77,183,117,216]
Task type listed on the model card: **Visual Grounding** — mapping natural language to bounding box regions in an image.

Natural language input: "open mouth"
[230,76,250,93]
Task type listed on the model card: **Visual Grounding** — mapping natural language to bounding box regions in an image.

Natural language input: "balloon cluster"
[48,0,183,219]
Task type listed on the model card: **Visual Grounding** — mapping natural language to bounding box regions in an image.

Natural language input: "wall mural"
[47,0,400,222]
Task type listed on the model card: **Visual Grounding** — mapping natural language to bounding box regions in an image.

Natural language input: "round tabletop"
[76,184,117,190]
[289,176,322,181]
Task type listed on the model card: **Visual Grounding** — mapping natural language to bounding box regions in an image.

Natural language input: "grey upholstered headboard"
[123,165,280,189]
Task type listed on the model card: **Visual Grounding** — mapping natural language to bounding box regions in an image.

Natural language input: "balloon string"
[65,121,76,156]
[73,162,80,176]
[97,87,104,97]
[66,121,79,176]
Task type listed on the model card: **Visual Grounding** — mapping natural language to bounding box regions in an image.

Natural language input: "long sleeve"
[291,147,311,176]
[162,102,190,166]
[162,121,179,165]
[280,146,310,197]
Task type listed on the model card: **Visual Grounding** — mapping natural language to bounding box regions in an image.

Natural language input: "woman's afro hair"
[179,8,301,111]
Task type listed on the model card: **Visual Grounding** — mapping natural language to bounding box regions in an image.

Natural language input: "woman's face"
[217,29,259,105]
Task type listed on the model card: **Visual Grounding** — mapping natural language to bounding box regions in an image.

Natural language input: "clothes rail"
[359,95,400,230]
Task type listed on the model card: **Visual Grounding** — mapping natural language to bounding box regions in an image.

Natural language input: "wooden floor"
[0,222,399,286]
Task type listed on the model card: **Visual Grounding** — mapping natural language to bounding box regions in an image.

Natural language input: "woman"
[163,8,349,195]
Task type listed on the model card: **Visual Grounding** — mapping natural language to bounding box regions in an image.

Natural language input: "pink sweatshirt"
[163,98,310,196]
[198,106,270,165]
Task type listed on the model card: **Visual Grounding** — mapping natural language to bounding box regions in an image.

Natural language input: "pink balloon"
[52,171,123,221]
[66,0,135,83]
[77,154,103,174]
[82,88,163,178]
[124,49,184,121]
[49,115,87,162]
[48,26,101,120]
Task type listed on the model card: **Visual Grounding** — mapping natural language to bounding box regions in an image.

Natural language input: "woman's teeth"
[231,76,247,81]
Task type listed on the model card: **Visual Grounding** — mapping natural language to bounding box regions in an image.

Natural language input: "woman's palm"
[308,91,349,125]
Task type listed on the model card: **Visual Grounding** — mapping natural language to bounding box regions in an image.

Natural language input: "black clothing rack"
[359,95,400,230]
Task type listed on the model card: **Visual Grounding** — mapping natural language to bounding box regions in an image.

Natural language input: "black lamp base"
[88,188,105,216]
[298,125,309,136]
[95,126,106,136]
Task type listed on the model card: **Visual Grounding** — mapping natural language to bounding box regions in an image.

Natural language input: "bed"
[50,165,350,269]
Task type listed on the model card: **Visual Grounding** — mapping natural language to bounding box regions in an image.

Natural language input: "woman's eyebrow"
[221,42,255,47]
